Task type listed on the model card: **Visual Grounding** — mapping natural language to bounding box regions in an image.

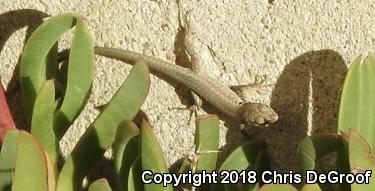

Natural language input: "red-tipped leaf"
[0,82,15,143]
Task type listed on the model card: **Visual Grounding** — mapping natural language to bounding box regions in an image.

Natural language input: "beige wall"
[0,0,373,171]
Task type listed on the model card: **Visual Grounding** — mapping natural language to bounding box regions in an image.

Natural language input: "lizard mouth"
[265,111,279,123]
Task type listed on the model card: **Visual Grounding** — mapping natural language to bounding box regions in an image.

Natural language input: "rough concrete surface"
[0,0,374,173]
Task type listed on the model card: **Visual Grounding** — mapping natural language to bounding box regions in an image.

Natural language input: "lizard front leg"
[230,74,274,103]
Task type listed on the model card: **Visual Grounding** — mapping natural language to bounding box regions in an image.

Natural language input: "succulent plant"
[0,13,149,191]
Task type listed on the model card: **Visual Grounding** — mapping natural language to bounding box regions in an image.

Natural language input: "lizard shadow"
[0,9,49,129]
[262,49,347,172]
[169,49,348,179]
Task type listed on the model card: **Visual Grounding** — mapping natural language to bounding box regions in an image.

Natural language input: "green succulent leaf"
[195,115,220,173]
[301,183,321,191]
[20,13,94,136]
[88,179,112,191]
[0,130,19,191]
[31,80,59,167]
[113,120,140,191]
[249,183,260,191]
[53,17,94,138]
[128,158,144,191]
[193,115,219,191]
[57,61,150,191]
[297,134,346,191]
[20,13,76,119]
[11,131,55,191]
[297,134,344,170]
[219,139,267,172]
[217,139,268,191]
[176,158,193,190]
[345,129,375,191]
[259,184,297,191]
[338,55,375,151]
[141,119,172,191]
[45,43,58,80]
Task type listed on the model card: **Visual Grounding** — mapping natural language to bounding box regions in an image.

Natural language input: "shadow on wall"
[266,49,348,172]
[213,49,348,172]
[0,9,48,129]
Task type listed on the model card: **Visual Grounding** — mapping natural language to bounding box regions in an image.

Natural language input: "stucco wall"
[1,0,374,172]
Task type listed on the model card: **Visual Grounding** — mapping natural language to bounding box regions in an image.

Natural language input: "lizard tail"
[94,46,144,65]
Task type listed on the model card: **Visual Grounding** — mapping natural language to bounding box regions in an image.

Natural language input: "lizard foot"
[169,104,201,125]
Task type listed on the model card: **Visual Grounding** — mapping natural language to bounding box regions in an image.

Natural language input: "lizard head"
[238,102,278,125]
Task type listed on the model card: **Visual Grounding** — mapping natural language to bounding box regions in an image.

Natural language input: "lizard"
[92,3,278,126]
[94,46,278,126]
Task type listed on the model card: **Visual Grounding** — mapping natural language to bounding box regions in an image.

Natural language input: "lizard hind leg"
[169,100,203,125]
[184,92,204,125]
[177,4,209,123]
